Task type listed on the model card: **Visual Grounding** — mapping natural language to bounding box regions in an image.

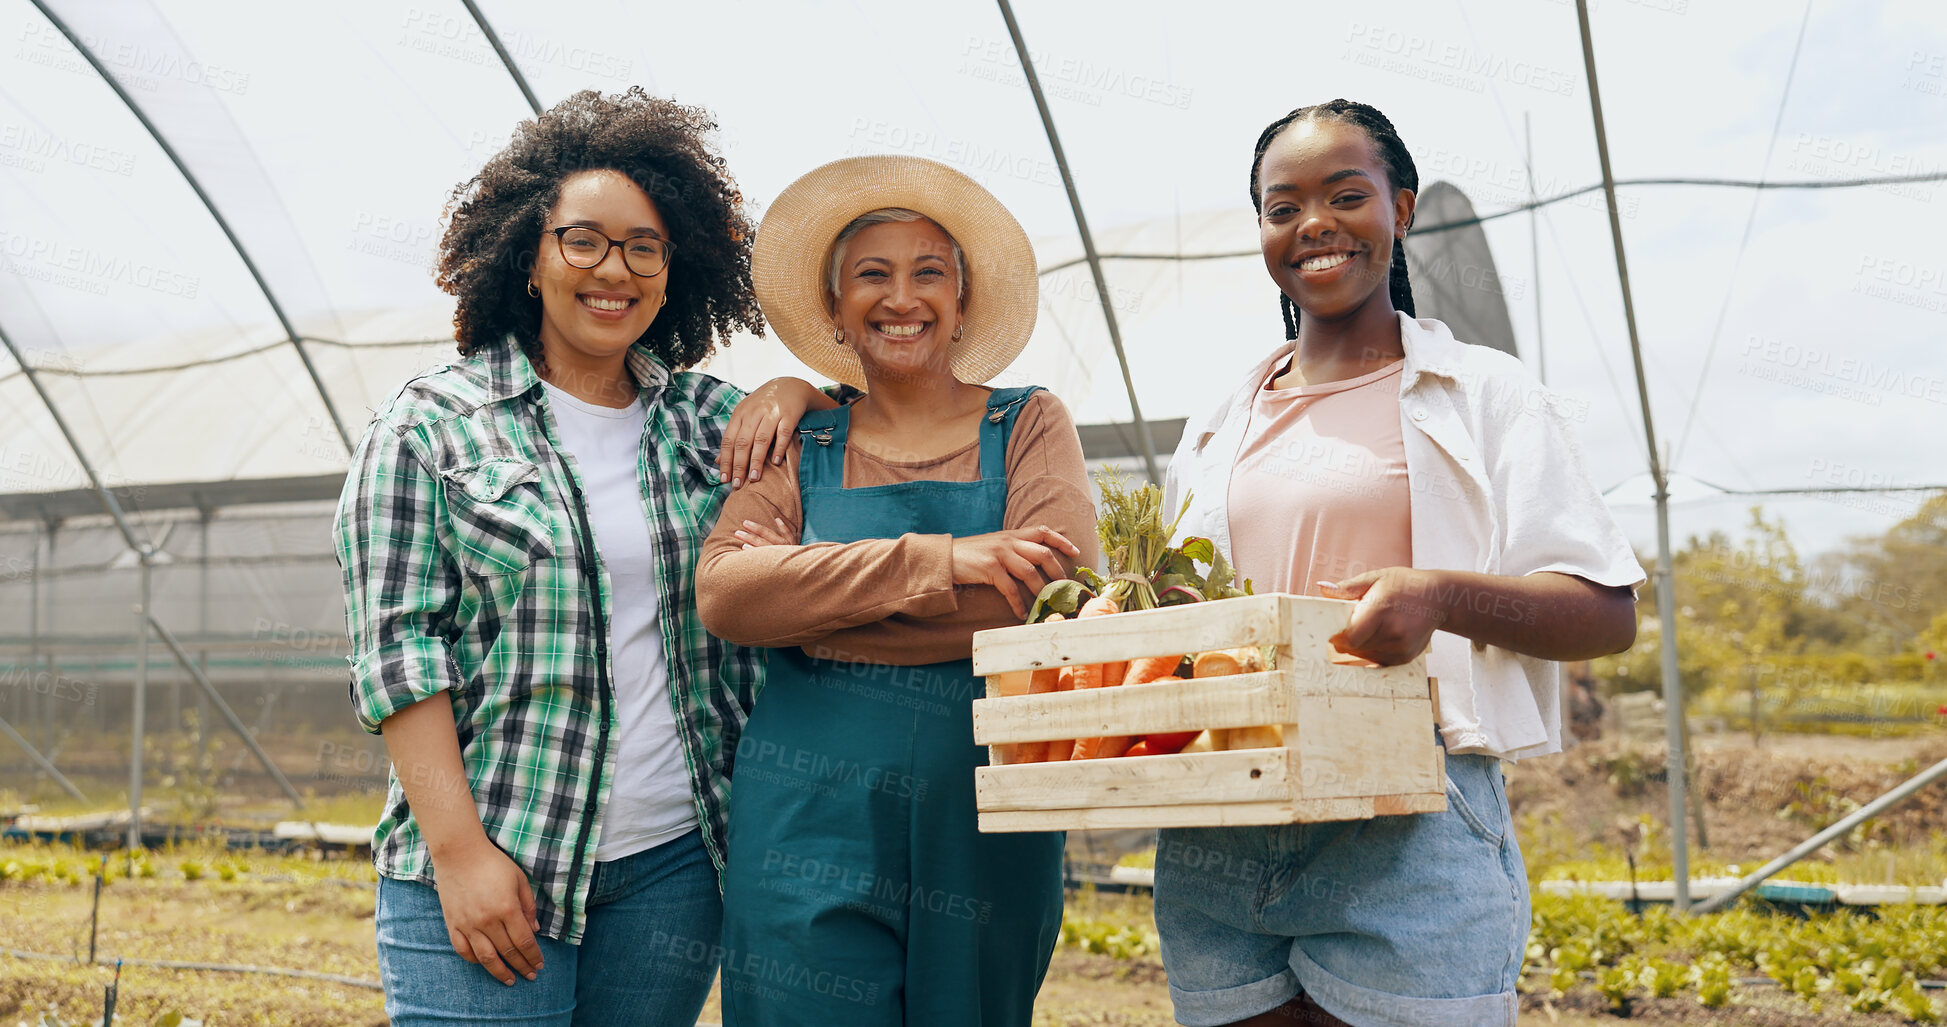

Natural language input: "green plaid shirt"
[334,338,764,943]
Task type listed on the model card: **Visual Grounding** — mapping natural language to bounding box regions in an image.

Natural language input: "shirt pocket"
[667,442,729,526]
[439,458,558,577]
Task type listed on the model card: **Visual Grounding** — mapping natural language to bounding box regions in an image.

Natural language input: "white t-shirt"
[542,381,697,860]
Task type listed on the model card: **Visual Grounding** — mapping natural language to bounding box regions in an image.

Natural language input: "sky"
[0,0,1943,563]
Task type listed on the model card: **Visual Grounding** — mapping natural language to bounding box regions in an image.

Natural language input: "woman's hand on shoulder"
[719,377,838,489]
[733,516,798,550]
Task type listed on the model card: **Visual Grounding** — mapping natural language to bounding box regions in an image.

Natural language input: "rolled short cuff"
[1291,943,1517,1027]
[351,636,458,734]
[1165,966,1300,1027]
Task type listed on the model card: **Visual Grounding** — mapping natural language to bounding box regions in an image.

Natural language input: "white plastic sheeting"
[1,0,1943,557]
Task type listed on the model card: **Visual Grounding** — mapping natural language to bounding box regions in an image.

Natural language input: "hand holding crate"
[970,594,1448,833]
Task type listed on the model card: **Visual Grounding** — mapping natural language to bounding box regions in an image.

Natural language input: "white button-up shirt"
[1164,313,1645,761]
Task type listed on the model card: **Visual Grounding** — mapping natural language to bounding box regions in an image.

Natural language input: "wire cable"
[1673,0,1817,468]
[1036,169,1947,276]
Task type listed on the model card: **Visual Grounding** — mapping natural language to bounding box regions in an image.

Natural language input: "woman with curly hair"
[334,87,831,1025]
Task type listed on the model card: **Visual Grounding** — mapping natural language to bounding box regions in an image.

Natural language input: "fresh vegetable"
[1091,475,1188,612]
[1121,655,1186,687]
[1122,673,1202,755]
[1193,648,1281,750]
[1012,472,1265,761]
[1008,613,1069,764]
[1115,657,1194,756]
[1068,595,1130,759]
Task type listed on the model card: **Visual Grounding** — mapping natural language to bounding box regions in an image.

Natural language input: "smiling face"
[530,168,670,369]
[1256,119,1415,325]
[829,218,964,384]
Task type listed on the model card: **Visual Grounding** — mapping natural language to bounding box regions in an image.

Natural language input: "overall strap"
[977,386,1043,481]
[794,404,851,489]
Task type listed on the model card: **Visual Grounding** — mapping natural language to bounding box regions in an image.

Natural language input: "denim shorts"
[1152,753,1527,1027]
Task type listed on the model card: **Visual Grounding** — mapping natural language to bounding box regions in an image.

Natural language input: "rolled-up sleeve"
[1491,390,1646,592]
[333,419,464,733]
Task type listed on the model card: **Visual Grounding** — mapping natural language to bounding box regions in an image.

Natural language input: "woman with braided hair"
[1154,100,1645,1026]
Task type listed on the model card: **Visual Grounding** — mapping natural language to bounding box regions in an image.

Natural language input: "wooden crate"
[970,593,1447,832]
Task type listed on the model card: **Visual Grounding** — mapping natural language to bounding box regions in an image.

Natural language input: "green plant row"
[0,842,379,887]
[1526,892,1943,1020]
[1059,908,1160,960]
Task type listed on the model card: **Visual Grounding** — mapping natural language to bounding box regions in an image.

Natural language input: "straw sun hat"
[751,156,1037,389]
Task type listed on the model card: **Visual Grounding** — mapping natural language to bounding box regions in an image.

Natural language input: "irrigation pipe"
[1690,755,1947,915]
[4,948,381,990]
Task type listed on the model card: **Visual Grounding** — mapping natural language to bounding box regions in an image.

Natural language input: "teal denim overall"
[720,387,1065,1027]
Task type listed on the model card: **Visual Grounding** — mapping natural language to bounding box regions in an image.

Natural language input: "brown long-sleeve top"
[697,390,1097,666]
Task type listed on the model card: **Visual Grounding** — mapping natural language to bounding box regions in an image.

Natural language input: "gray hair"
[826,208,968,307]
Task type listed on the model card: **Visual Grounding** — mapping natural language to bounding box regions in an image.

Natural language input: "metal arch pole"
[1691,757,1947,915]
[26,520,39,734]
[459,0,543,116]
[26,0,354,455]
[993,0,1163,485]
[147,612,310,816]
[1525,113,1545,386]
[130,556,150,850]
[0,317,154,841]
[0,324,146,555]
[0,714,87,803]
[1574,0,1689,912]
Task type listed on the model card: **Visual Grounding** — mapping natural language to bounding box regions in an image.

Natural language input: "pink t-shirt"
[1226,359,1412,596]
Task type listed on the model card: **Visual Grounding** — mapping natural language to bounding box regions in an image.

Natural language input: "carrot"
[1121,654,1185,687]
[1037,665,1077,761]
[1016,668,1064,763]
[1065,595,1123,693]
[1068,595,1128,760]
[1138,730,1202,756]
[1119,656,1188,757]
[1193,648,1280,751]
[1008,613,1068,764]
[1122,671,1199,754]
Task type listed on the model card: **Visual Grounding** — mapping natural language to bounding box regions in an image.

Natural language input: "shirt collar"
[483,334,674,403]
[1395,312,1465,393]
[1195,312,1462,449]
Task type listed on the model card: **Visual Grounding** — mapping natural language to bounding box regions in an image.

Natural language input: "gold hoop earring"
[951,324,963,342]
[833,326,845,345]
[659,293,668,309]
[527,281,539,298]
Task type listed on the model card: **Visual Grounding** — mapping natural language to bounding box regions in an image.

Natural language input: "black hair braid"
[1390,237,1416,319]
[1249,99,1418,338]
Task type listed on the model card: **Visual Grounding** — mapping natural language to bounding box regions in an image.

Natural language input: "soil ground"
[4,729,1945,1024]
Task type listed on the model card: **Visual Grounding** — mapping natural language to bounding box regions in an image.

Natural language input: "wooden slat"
[972,671,1289,744]
[1290,696,1442,799]
[1274,595,1428,698]
[971,594,1284,675]
[976,791,1448,832]
[975,749,1292,811]
[1279,656,1430,700]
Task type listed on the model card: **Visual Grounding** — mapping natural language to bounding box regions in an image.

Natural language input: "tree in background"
[1600,508,1805,700]
[1595,500,1947,737]
[1817,493,1947,646]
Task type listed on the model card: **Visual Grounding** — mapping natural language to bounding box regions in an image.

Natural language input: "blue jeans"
[376,828,721,1026]
[1153,754,1528,1027]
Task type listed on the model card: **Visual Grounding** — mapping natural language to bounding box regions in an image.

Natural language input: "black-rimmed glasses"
[545,226,674,278]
